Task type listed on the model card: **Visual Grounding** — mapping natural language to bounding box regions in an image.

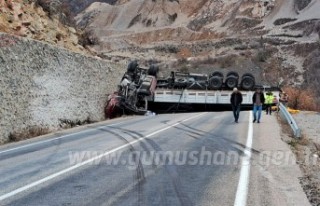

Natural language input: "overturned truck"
[105,61,158,118]
[105,61,275,118]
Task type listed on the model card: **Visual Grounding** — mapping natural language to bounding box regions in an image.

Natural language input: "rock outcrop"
[0,0,86,54]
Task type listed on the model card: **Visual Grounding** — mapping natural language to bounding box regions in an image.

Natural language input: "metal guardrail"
[279,103,301,138]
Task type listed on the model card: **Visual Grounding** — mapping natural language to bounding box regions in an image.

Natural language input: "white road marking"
[0,120,135,155]
[234,111,253,206]
[0,113,207,201]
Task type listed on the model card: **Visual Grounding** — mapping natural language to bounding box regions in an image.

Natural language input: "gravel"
[294,111,320,146]
[282,111,320,206]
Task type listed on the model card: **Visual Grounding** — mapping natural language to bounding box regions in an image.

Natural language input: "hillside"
[70,0,320,98]
[0,0,86,54]
[75,0,320,49]
[1,0,320,100]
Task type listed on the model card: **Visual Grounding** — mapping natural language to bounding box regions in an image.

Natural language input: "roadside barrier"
[279,103,301,138]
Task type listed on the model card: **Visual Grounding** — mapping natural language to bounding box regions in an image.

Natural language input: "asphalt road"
[0,112,309,206]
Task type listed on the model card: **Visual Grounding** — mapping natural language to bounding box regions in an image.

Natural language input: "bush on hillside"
[283,87,318,111]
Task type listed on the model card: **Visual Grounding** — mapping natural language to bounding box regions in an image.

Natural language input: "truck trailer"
[105,61,279,117]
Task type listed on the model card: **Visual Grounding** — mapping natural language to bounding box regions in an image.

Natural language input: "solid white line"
[0,121,132,155]
[0,112,207,201]
[234,111,253,206]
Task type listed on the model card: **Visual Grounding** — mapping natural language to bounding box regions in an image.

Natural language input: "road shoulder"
[247,114,310,206]
[287,111,320,205]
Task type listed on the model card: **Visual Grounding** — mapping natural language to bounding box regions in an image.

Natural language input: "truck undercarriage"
[105,61,278,118]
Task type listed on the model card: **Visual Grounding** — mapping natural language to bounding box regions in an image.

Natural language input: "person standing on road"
[252,88,265,123]
[230,87,243,123]
[265,91,273,115]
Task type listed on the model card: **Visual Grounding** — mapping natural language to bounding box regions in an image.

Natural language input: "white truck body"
[152,89,279,105]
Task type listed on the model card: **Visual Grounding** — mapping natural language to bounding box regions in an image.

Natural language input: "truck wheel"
[225,76,238,89]
[210,71,224,78]
[241,76,255,90]
[148,65,159,77]
[226,71,239,79]
[209,76,223,90]
[225,71,239,89]
[242,73,255,80]
[127,60,138,73]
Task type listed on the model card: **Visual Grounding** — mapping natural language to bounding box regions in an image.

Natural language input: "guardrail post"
[295,128,301,139]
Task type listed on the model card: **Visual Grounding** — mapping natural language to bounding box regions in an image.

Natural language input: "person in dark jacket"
[252,88,265,123]
[230,87,243,123]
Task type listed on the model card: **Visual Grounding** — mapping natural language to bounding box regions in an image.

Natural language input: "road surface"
[0,112,310,206]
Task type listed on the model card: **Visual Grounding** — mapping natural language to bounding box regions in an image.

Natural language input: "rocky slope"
[2,0,319,91]
[74,0,320,48]
[71,0,320,90]
[2,0,319,88]
[0,0,86,54]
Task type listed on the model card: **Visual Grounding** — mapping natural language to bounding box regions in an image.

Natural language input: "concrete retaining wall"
[0,33,124,143]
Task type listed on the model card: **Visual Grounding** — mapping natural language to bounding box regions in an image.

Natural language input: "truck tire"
[148,65,159,77]
[226,71,239,79]
[210,71,224,78]
[241,73,255,90]
[225,76,238,89]
[127,60,138,73]
[242,73,255,79]
[208,76,223,90]
[225,71,239,89]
